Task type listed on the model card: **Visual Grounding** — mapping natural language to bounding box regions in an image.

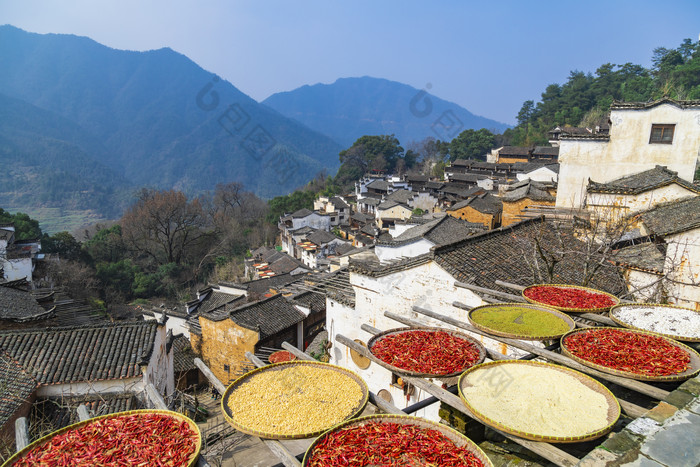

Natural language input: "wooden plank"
[76,405,91,421]
[15,417,28,451]
[455,281,525,302]
[412,306,670,401]
[146,383,169,410]
[281,342,315,361]
[381,314,646,417]
[194,358,227,395]
[244,352,304,467]
[337,334,579,467]
[280,341,405,415]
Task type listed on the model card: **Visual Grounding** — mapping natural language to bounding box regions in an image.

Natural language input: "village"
[2,97,700,466]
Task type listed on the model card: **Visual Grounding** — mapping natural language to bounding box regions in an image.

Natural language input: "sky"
[2,0,700,125]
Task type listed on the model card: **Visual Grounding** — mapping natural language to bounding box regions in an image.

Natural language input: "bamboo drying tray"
[221,361,369,439]
[302,414,493,466]
[610,303,700,343]
[2,409,202,467]
[468,303,575,340]
[366,326,486,378]
[560,327,700,382]
[522,283,620,313]
[458,360,620,443]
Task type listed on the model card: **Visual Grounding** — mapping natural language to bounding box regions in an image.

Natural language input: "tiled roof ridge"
[611,97,700,110]
[588,165,700,195]
[348,252,434,278]
[0,348,37,386]
[559,133,610,141]
[227,293,285,314]
[0,319,156,336]
[434,216,546,255]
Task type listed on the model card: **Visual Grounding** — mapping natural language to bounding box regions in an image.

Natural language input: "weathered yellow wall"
[502,198,554,227]
[199,316,259,385]
[447,206,496,229]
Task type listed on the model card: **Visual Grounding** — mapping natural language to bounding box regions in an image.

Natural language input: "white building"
[556,98,700,209]
[585,165,700,218]
[325,218,626,421]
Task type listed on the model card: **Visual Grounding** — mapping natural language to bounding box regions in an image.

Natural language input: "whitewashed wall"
[663,229,700,310]
[375,239,434,262]
[3,257,32,281]
[557,103,700,208]
[326,260,535,422]
[586,184,697,215]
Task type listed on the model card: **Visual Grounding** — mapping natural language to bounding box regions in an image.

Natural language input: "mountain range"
[263,77,508,148]
[0,26,507,231]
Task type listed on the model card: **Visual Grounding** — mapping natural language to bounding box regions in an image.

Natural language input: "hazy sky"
[2,0,699,124]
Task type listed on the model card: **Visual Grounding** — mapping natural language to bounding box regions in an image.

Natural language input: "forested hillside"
[506,38,700,145]
[0,26,342,209]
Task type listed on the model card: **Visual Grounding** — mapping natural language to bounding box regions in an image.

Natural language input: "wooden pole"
[337,333,579,467]
[14,417,28,451]
[412,305,670,401]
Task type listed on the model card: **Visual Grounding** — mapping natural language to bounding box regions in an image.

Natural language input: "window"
[223,364,230,372]
[649,124,675,144]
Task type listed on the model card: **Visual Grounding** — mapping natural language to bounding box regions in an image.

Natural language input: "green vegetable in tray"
[471,305,570,336]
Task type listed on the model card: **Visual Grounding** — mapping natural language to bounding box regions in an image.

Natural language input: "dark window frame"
[649,124,675,144]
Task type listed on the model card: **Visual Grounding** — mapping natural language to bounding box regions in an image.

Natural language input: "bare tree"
[121,189,211,267]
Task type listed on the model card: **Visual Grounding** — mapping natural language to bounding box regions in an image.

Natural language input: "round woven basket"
[468,302,575,340]
[221,361,369,439]
[2,409,202,467]
[366,326,487,378]
[560,327,700,382]
[459,360,620,443]
[609,302,700,343]
[302,414,493,466]
[522,283,620,313]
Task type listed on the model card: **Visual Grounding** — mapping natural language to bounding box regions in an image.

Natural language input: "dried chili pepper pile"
[269,350,296,363]
[371,330,481,374]
[14,412,198,466]
[524,285,616,309]
[564,328,690,376]
[306,421,485,466]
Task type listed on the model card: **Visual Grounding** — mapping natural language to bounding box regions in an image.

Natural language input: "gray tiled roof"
[359,197,380,206]
[610,98,700,110]
[306,229,337,246]
[0,321,158,385]
[330,197,350,209]
[386,189,415,204]
[502,180,556,202]
[532,146,559,157]
[380,215,483,247]
[366,179,390,191]
[588,166,699,195]
[0,350,37,430]
[172,335,198,373]
[450,173,487,183]
[499,146,531,156]
[614,243,666,273]
[227,294,306,339]
[640,196,700,237]
[291,291,326,313]
[447,193,503,214]
[291,208,314,218]
[269,255,308,274]
[198,291,243,315]
[377,200,409,211]
[433,217,626,295]
[0,286,54,322]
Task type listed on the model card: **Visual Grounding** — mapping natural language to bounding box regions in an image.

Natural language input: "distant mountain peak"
[263,76,509,148]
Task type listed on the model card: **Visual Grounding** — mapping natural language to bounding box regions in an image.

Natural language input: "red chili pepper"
[268,350,296,363]
[14,413,198,466]
[524,285,616,309]
[372,330,481,374]
[564,328,690,376]
[307,421,485,466]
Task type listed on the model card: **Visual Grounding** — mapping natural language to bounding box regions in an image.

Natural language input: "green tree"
[0,209,41,240]
[448,129,496,161]
[338,135,404,173]
[41,231,85,262]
